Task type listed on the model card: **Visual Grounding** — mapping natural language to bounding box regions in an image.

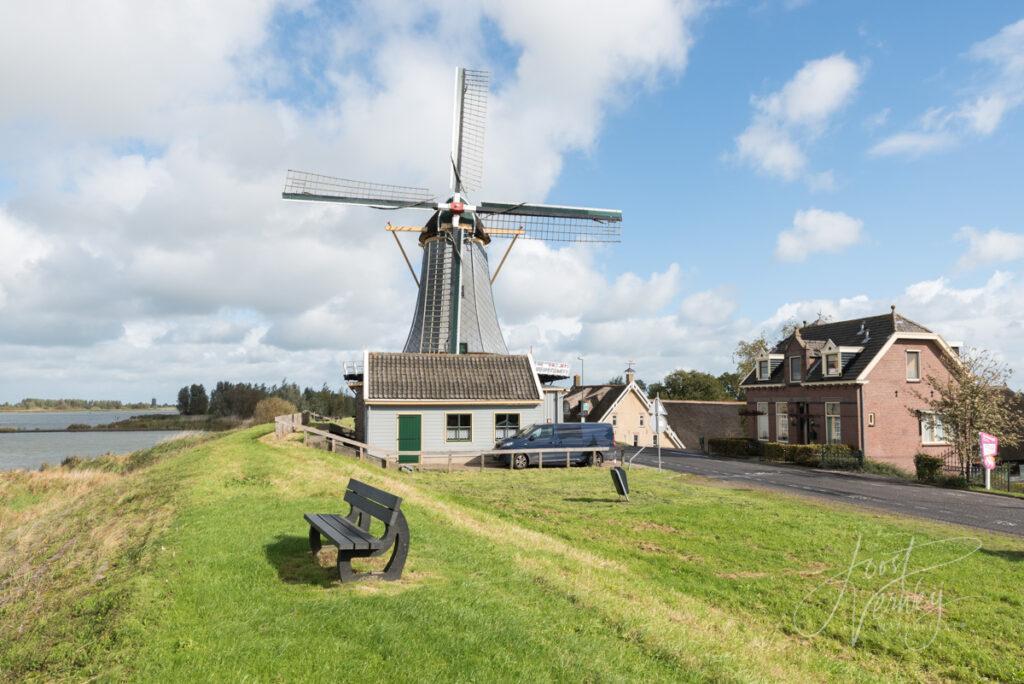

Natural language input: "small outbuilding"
[353,352,561,463]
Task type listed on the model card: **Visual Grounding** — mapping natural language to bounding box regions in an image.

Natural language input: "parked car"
[496,422,613,469]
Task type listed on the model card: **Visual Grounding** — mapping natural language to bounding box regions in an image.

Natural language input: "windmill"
[282,68,622,355]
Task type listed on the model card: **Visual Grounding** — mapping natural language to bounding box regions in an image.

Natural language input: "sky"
[1,1,1023,402]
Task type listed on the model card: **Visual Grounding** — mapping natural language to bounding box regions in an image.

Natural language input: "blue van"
[497,422,614,469]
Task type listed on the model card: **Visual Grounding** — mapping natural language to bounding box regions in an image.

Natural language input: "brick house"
[564,367,683,448]
[740,307,959,473]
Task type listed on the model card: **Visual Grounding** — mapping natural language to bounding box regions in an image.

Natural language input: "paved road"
[620,447,1024,537]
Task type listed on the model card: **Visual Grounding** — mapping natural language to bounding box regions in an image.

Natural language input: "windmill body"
[282,68,622,356]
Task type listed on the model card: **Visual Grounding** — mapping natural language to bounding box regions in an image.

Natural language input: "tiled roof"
[742,312,935,387]
[563,384,629,422]
[366,352,541,401]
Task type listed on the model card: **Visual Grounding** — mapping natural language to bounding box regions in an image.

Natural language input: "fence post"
[448,451,452,473]
[479,450,484,472]
[566,451,570,468]
[538,451,543,470]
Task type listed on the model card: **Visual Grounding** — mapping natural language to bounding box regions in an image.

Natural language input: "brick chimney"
[573,374,581,388]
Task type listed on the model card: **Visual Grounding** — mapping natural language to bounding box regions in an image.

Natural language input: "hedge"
[707,438,761,458]
[713,440,861,470]
[914,453,944,483]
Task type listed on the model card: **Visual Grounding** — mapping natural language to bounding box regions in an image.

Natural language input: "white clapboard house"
[351,352,564,463]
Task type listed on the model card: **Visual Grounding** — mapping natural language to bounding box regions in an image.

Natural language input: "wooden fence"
[274,414,619,472]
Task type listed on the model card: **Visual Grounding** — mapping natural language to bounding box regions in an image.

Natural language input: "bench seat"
[304,478,409,582]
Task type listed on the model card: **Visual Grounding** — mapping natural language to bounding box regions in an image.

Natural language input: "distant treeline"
[176,380,355,419]
[1,398,162,411]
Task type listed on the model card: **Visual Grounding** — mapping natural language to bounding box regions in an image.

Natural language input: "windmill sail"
[450,68,488,193]
[281,66,625,358]
[283,170,434,209]
[477,201,622,243]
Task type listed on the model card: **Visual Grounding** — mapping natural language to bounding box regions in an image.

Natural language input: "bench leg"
[381,511,410,581]
[334,513,410,583]
[308,525,322,554]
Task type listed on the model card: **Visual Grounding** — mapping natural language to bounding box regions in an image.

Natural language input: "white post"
[656,394,662,472]
[985,467,991,490]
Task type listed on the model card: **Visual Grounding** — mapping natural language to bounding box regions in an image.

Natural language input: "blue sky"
[1,1,1023,401]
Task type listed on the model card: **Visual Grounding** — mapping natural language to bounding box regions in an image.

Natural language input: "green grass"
[2,428,1024,681]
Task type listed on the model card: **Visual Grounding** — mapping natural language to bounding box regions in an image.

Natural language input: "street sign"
[980,431,999,489]
[650,395,668,471]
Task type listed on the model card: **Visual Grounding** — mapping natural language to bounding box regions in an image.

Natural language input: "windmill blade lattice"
[477,201,622,243]
[283,170,435,209]
[450,69,488,193]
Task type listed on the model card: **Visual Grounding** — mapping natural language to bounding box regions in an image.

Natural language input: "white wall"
[365,403,546,453]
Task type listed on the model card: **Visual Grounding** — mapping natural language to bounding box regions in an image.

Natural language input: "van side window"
[531,425,553,440]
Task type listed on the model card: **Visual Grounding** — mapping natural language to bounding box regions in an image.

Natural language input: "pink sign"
[979,432,999,471]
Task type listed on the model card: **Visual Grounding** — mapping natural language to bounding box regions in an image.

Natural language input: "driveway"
[620,447,1024,537]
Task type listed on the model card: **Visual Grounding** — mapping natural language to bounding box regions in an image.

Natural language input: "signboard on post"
[979,431,999,489]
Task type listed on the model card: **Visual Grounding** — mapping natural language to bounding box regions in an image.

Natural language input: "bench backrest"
[343,479,403,527]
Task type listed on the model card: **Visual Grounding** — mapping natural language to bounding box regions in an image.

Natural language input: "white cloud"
[679,289,737,325]
[733,53,863,186]
[871,18,1024,158]
[956,226,1024,269]
[774,208,864,262]
[0,1,708,400]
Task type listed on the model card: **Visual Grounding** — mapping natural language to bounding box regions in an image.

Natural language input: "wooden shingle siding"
[366,404,547,452]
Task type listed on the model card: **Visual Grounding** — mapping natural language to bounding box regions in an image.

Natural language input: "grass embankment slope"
[2,428,1023,682]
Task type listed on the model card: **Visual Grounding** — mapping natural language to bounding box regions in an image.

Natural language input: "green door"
[397,415,421,464]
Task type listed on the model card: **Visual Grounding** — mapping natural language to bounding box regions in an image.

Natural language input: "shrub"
[789,444,822,467]
[66,423,91,431]
[252,397,298,425]
[820,444,859,470]
[761,442,790,462]
[708,438,761,458]
[914,453,944,483]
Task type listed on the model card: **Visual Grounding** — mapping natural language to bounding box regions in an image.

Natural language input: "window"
[611,414,617,427]
[633,434,639,447]
[867,412,875,427]
[920,412,946,444]
[653,434,659,446]
[446,413,472,442]
[789,356,802,382]
[527,424,553,440]
[825,353,841,377]
[758,359,770,380]
[495,413,519,440]
[756,401,769,441]
[639,414,645,428]
[825,402,841,444]
[776,402,789,442]
[906,350,921,381]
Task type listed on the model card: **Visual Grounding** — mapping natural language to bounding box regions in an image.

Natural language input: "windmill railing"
[275,415,621,472]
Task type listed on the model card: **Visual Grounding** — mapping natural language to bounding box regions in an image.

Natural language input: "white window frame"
[757,359,770,380]
[776,402,789,442]
[789,356,802,383]
[906,350,921,382]
[445,412,472,443]
[825,401,842,445]
[867,412,875,427]
[756,401,769,441]
[639,414,645,428]
[824,353,841,377]
[919,411,947,445]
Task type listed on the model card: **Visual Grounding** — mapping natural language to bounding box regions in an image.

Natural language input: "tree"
[733,333,770,382]
[647,370,729,401]
[253,397,298,424]
[717,371,743,400]
[607,375,624,385]
[913,348,1023,475]
[188,384,209,415]
[176,386,190,415]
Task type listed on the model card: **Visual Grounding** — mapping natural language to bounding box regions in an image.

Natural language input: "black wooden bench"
[304,479,409,582]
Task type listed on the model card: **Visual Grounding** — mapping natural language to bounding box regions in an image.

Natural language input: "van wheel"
[513,454,529,470]
[589,451,603,467]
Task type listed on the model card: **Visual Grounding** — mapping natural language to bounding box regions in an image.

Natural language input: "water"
[0,430,193,471]
[0,408,175,431]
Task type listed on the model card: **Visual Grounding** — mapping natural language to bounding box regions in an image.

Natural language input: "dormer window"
[789,356,802,382]
[825,352,841,377]
[758,359,770,380]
